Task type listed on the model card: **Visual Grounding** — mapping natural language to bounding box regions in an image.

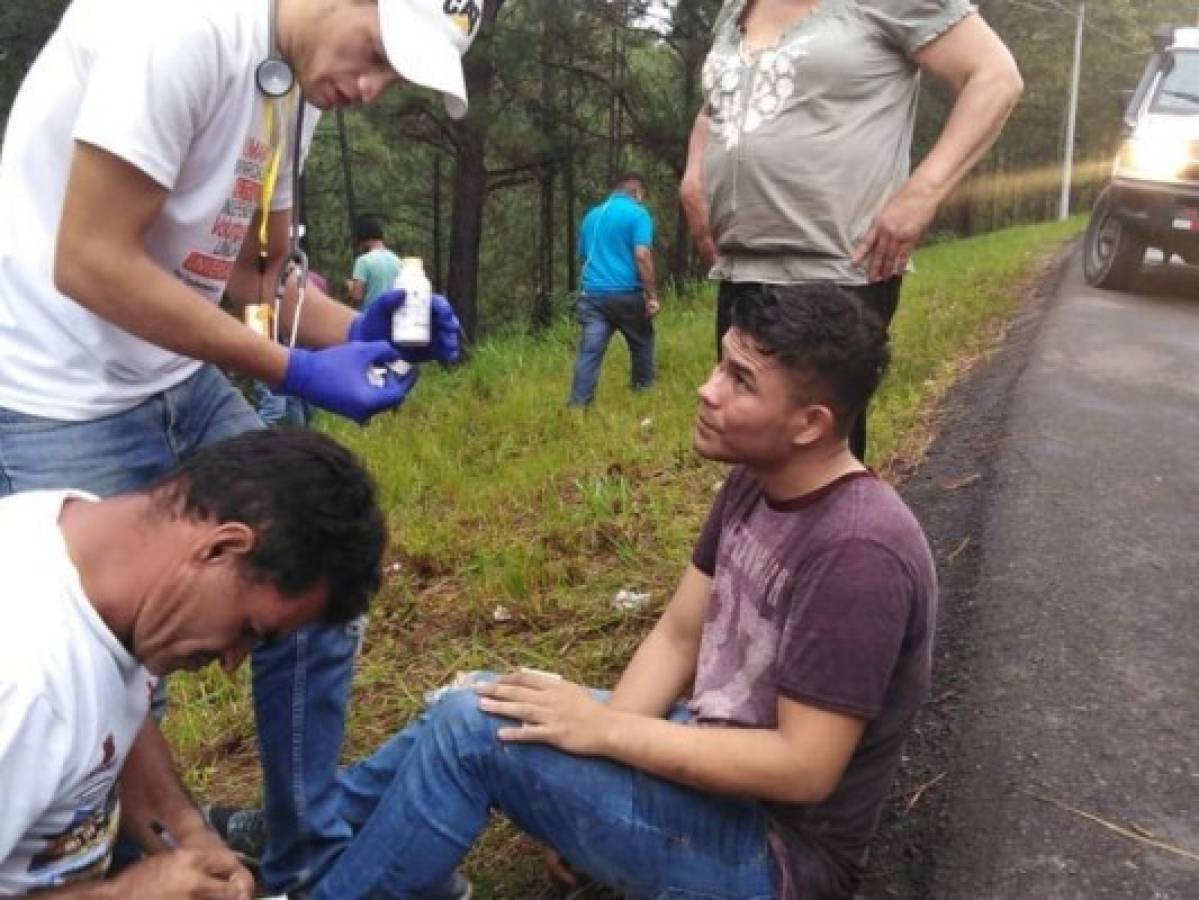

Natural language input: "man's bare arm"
[608,565,711,716]
[634,245,661,316]
[481,677,866,804]
[115,718,208,850]
[224,208,357,348]
[33,719,253,899]
[55,142,290,385]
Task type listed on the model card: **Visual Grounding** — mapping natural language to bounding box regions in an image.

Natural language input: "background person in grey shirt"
[680,0,1023,458]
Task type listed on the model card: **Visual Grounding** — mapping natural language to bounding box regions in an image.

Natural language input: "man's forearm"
[56,245,290,385]
[609,565,708,716]
[26,880,115,898]
[595,711,830,804]
[635,251,658,299]
[609,620,698,717]
[117,718,209,853]
[274,273,358,347]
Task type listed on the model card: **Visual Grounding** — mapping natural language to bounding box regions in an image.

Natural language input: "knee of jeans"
[426,685,502,754]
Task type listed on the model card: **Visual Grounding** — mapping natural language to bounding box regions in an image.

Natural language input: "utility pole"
[1059,2,1084,220]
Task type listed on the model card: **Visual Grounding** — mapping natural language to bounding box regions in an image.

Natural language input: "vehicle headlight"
[1116,135,1192,181]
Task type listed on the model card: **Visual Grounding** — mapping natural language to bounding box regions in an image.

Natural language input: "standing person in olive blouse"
[680,0,1022,458]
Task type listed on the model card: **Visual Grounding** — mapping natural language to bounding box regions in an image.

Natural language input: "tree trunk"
[444,1,502,343]
[446,126,488,343]
[335,109,358,257]
[534,166,555,329]
[564,14,578,293]
[432,155,443,292]
[532,0,557,330]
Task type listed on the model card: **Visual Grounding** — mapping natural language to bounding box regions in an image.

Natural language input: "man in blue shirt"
[569,173,660,406]
[345,215,403,311]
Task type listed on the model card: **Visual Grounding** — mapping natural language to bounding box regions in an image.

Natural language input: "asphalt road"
[901,247,1199,899]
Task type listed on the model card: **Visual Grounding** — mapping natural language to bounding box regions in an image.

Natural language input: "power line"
[1007,0,1138,51]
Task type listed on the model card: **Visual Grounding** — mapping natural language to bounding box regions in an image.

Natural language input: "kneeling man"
[299,282,936,900]
[0,429,384,898]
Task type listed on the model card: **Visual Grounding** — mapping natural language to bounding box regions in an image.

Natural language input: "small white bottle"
[391,257,432,347]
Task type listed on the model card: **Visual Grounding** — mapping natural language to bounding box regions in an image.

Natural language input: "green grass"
[165,217,1084,896]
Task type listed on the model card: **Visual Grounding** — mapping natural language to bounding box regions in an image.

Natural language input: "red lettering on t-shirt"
[243,138,271,164]
[210,216,248,242]
[182,253,233,282]
[231,177,260,204]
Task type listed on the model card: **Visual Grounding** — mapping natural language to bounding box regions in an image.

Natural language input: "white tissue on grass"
[612,589,651,611]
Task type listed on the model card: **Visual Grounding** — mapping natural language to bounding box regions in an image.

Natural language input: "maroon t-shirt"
[690,467,936,899]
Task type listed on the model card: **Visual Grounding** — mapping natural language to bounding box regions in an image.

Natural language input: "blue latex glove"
[278,341,419,425]
[348,290,462,364]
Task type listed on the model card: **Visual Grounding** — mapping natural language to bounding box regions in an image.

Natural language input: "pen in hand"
[148,819,268,900]
[149,819,181,850]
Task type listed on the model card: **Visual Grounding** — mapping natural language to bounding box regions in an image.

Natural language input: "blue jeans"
[309,676,777,899]
[0,365,357,892]
[568,291,656,406]
[254,380,312,428]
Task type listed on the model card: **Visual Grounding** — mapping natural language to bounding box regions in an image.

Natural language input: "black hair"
[729,282,891,436]
[147,429,385,625]
[611,171,647,193]
[354,214,385,246]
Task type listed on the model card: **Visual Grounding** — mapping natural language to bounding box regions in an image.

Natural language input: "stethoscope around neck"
[255,0,294,99]
[253,0,308,347]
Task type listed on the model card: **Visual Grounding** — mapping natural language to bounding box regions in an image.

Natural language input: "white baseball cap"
[378,0,484,120]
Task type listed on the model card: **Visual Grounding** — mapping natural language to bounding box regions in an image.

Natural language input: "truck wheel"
[1083,188,1146,290]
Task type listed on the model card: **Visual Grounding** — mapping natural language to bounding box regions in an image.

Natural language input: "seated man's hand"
[278,341,419,425]
[347,290,462,364]
[111,846,252,900]
[475,670,612,756]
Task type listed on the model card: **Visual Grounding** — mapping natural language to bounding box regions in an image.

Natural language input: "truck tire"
[1083,188,1146,291]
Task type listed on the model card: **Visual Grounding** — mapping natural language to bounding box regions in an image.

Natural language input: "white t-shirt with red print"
[0,490,155,893]
[0,0,318,421]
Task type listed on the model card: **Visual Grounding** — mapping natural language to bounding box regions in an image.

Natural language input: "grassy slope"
[166,218,1083,896]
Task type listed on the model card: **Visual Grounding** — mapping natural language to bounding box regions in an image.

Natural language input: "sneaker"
[443,872,473,900]
[203,804,267,862]
[415,871,473,900]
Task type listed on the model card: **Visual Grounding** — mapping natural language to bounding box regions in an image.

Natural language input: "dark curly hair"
[354,214,386,245]
[147,429,385,625]
[729,282,891,437]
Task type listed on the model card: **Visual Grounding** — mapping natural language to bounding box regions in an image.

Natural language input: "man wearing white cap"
[0,0,483,896]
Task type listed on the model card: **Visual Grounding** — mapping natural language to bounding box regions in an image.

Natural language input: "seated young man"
[0,429,385,898]
[279,282,937,900]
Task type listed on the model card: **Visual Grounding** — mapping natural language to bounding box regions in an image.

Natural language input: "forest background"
[2,0,1196,341]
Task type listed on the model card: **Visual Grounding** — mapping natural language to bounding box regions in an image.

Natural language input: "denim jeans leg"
[254,380,289,428]
[601,292,654,391]
[621,313,656,390]
[311,685,776,900]
[0,396,178,498]
[568,294,615,406]
[252,617,363,892]
[254,380,310,428]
